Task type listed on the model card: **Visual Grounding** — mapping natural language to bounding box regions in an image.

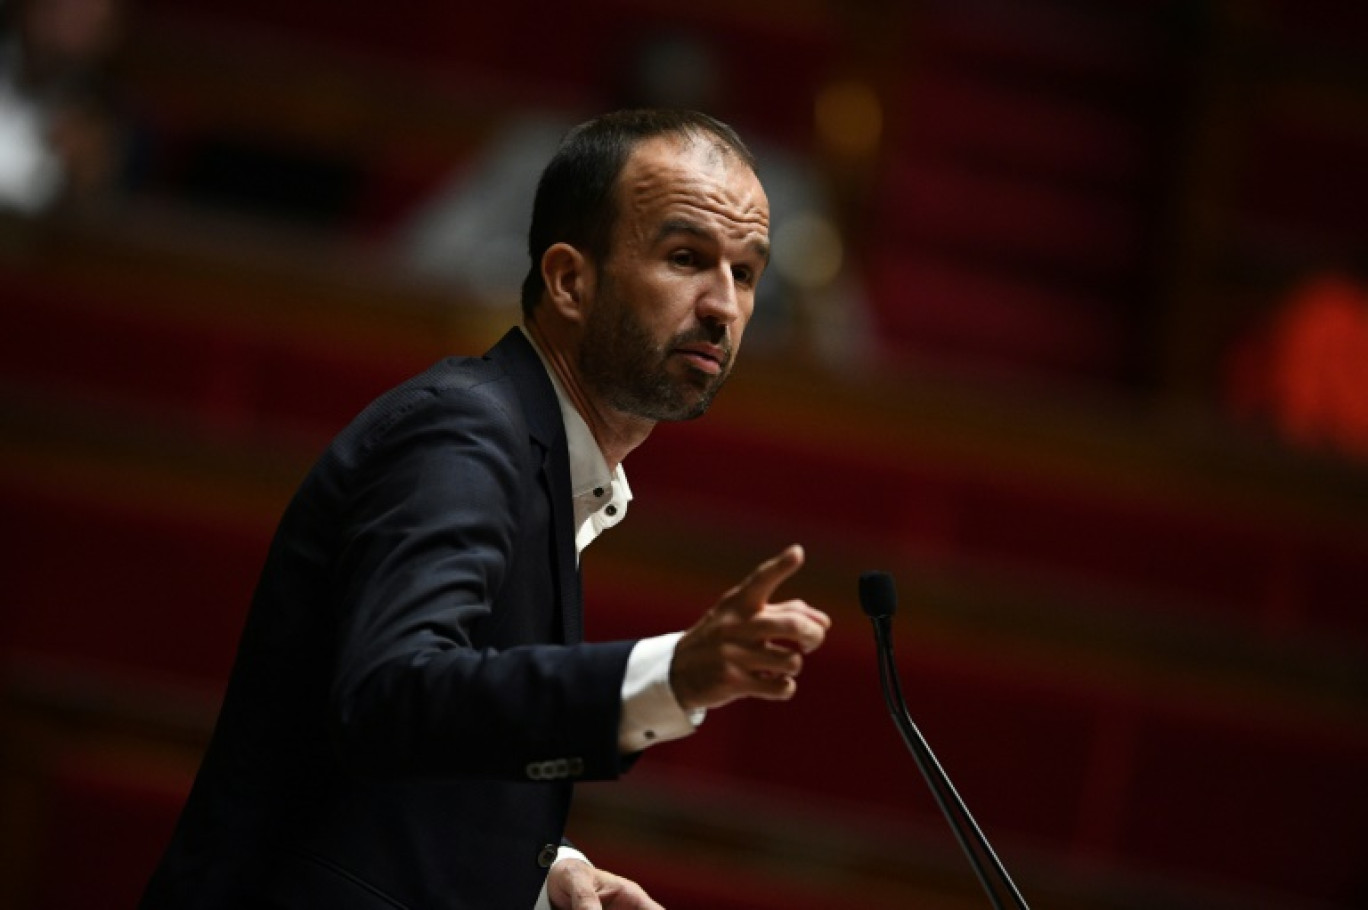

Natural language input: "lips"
[674,343,726,375]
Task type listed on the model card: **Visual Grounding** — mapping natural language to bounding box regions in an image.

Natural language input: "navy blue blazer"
[141,329,638,909]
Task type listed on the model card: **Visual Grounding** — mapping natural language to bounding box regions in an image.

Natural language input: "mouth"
[674,343,727,375]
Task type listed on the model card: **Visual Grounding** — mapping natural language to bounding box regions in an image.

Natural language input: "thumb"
[569,879,602,910]
[735,544,805,609]
[549,859,602,910]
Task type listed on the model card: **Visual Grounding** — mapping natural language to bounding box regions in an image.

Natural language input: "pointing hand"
[670,545,831,711]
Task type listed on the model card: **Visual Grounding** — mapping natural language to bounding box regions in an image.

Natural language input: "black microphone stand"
[864,577,1030,910]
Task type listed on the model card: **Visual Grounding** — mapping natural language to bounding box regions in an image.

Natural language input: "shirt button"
[537,844,559,868]
[643,730,656,741]
[605,505,617,517]
[593,487,605,497]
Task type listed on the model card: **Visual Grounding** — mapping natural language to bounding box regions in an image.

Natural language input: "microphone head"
[858,571,897,619]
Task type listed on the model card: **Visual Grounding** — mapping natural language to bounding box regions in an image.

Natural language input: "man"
[140,109,831,910]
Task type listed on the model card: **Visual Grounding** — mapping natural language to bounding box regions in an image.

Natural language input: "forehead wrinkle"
[624,167,769,251]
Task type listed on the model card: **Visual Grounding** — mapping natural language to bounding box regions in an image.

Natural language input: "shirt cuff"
[533,847,591,910]
[618,632,705,753]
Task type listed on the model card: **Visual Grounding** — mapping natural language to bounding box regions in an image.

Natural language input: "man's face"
[577,135,770,422]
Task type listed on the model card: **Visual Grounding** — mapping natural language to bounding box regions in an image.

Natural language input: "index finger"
[737,544,805,606]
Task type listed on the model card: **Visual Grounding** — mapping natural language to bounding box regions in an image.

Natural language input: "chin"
[676,386,722,421]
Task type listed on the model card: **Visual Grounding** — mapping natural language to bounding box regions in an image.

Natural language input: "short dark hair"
[520,109,758,316]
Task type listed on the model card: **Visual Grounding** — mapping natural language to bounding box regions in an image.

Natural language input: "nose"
[697,266,744,327]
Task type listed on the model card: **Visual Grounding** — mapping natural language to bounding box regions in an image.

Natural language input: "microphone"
[859,571,1030,910]
[858,570,897,619]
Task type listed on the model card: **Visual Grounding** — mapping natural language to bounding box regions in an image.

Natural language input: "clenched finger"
[745,609,829,653]
[742,641,806,677]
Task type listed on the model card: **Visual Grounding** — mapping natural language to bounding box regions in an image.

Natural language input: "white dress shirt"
[523,328,703,907]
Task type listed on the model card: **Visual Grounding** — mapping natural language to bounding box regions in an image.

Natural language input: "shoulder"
[339,357,521,462]
[332,331,559,467]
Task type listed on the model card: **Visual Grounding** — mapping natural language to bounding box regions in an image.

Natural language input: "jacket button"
[537,844,559,868]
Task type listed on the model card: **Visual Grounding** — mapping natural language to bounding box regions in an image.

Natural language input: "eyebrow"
[654,217,771,265]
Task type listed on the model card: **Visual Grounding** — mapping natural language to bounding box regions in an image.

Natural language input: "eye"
[732,264,757,288]
[669,248,698,269]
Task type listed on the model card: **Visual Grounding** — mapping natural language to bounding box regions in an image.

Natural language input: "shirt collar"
[519,326,632,554]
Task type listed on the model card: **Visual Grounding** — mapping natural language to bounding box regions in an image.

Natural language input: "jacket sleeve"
[324,382,635,781]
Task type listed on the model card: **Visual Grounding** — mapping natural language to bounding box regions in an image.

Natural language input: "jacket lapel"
[488,329,583,645]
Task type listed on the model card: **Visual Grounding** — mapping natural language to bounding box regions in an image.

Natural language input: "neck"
[524,313,655,469]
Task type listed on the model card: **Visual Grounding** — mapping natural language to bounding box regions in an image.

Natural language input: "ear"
[540,242,594,324]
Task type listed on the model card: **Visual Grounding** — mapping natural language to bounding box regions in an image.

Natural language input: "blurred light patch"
[0,91,63,213]
[815,79,882,158]
[1225,269,1368,461]
[771,211,844,290]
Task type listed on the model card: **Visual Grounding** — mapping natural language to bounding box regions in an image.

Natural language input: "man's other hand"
[547,858,664,909]
[671,544,831,711]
